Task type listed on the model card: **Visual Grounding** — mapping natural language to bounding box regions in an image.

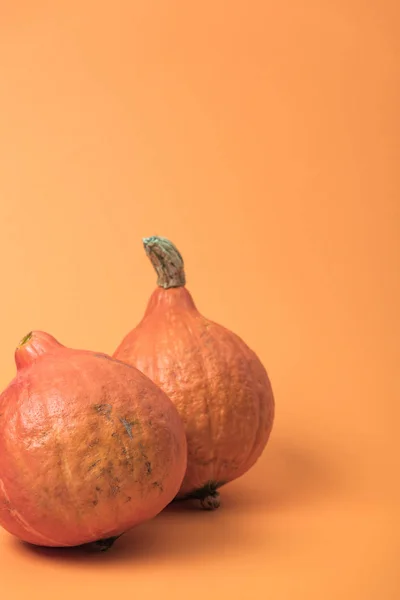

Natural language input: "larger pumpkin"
[113,236,275,509]
[0,331,187,548]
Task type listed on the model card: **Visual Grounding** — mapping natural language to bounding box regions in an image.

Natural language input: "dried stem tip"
[143,236,186,289]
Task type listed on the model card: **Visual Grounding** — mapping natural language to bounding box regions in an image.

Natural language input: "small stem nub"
[175,480,223,510]
[143,236,186,289]
[18,331,33,348]
[91,535,122,552]
[200,492,221,511]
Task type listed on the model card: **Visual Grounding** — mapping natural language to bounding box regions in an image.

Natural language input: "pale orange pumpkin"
[0,331,187,549]
[114,237,275,509]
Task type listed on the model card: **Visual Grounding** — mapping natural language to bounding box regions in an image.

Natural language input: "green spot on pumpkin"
[88,460,101,472]
[119,417,133,439]
[93,404,112,420]
[152,481,164,492]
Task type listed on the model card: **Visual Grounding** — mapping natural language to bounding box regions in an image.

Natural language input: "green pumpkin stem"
[143,236,186,289]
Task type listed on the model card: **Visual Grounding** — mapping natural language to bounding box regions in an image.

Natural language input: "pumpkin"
[113,236,275,509]
[0,331,187,549]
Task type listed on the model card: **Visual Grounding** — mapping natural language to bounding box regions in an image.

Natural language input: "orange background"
[0,1,398,598]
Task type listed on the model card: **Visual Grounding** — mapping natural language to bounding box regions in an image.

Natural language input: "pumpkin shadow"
[15,504,264,566]
[165,434,338,514]
[262,437,339,509]
[216,436,339,511]
[15,437,337,565]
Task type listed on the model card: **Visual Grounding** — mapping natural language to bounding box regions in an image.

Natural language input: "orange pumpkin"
[114,237,275,509]
[0,331,187,548]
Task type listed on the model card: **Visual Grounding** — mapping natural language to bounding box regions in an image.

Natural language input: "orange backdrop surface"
[0,1,398,599]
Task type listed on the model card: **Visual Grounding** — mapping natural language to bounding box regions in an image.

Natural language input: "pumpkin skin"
[0,331,187,548]
[113,237,275,509]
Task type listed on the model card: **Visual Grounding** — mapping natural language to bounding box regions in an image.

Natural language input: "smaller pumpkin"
[0,331,187,549]
[113,236,275,509]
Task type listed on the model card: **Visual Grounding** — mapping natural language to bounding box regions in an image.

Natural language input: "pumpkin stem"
[18,331,33,348]
[143,236,186,289]
[15,331,64,371]
[174,480,223,510]
[200,492,221,511]
[91,534,122,552]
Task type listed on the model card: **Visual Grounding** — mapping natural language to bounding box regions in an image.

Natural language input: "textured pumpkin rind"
[0,348,187,547]
[114,287,275,499]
